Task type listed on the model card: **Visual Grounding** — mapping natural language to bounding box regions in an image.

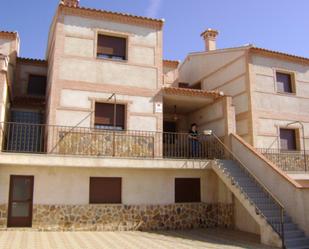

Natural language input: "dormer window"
[97,34,127,61]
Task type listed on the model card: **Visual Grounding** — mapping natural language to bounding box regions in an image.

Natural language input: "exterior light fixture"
[203,130,213,136]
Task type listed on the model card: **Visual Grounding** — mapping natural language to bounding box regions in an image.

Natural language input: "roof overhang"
[58,4,164,29]
[162,87,223,114]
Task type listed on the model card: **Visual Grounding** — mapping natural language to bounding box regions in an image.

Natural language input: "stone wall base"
[0,203,233,231]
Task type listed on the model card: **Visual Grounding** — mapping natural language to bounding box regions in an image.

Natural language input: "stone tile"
[0,229,278,249]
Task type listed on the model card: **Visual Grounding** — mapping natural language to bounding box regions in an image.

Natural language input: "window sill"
[89,203,122,206]
[276,91,296,96]
[96,56,128,64]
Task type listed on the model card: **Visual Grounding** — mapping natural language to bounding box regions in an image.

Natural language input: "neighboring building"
[0,0,309,248]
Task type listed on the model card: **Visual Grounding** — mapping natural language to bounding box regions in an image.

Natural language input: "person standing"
[188,123,199,158]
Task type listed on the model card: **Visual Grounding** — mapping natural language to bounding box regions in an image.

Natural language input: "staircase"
[214,160,309,249]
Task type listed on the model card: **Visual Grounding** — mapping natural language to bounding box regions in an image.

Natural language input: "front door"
[7,175,34,227]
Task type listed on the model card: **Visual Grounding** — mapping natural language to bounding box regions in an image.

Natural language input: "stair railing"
[211,133,285,248]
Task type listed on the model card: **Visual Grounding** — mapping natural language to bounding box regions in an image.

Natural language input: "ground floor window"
[89,177,122,204]
[175,178,201,203]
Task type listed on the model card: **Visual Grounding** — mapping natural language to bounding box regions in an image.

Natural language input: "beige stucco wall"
[231,134,309,236]
[188,99,225,137]
[163,65,178,85]
[234,198,260,235]
[0,39,11,56]
[251,55,309,149]
[60,15,159,89]
[178,49,251,144]
[0,71,8,124]
[0,165,231,205]
[46,13,163,133]
[57,89,158,130]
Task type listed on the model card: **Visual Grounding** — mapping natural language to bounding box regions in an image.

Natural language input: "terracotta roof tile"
[17,57,47,65]
[163,60,180,68]
[250,46,309,64]
[0,31,18,39]
[162,86,223,98]
[59,3,164,28]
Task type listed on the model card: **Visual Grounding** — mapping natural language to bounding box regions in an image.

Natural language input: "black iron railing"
[0,122,225,159]
[257,148,308,172]
[0,122,285,246]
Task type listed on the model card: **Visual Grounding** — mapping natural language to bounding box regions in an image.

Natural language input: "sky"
[1,0,309,61]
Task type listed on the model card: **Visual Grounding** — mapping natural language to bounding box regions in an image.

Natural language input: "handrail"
[212,133,284,208]
[212,133,285,248]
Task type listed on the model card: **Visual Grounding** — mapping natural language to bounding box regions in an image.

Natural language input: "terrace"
[0,122,225,160]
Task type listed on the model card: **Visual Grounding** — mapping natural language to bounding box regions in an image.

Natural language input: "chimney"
[201,28,219,51]
[60,0,80,7]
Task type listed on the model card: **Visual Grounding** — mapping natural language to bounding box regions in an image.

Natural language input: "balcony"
[0,122,225,160]
[257,148,309,172]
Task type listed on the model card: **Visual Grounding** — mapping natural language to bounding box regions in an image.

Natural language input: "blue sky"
[1,0,308,61]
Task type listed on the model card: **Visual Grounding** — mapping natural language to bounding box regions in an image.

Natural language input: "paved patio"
[0,228,277,249]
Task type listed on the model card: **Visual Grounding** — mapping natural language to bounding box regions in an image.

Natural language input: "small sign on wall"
[155,102,163,113]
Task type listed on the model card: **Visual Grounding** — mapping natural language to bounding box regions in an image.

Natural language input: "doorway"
[7,175,34,227]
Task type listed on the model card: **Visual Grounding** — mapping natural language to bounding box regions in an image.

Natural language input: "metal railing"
[257,148,309,172]
[213,135,285,248]
[0,122,225,159]
[0,122,285,246]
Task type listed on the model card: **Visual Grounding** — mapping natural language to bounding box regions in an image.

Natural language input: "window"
[276,72,294,94]
[27,75,47,96]
[89,177,122,204]
[97,34,126,60]
[178,83,190,88]
[175,178,201,203]
[191,82,202,90]
[95,102,125,130]
[280,128,297,151]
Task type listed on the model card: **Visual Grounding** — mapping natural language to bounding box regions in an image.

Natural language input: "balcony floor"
[0,228,276,249]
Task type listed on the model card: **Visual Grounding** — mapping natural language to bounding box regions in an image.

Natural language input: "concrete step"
[285,230,305,239]
[285,237,309,248]
[285,245,309,249]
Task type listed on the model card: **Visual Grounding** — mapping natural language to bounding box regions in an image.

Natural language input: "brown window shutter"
[89,177,122,204]
[95,102,125,129]
[175,178,201,203]
[97,35,126,58]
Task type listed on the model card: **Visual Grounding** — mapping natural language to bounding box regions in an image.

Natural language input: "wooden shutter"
[27,75,47,96]
[89,177,121,204]
[95,103,125,129]
[280,129,297,150]
[175,178,201,203]
[276,72,292,93]
[97,35,126,58]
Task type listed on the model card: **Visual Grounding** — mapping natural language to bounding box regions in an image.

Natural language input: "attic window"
[97,34,127,61]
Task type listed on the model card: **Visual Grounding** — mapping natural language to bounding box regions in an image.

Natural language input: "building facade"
[0,0,309,247]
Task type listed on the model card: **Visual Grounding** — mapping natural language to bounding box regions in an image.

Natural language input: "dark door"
[8,175,34,227]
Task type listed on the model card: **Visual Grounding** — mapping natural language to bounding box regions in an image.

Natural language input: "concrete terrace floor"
[0,228,277,249]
